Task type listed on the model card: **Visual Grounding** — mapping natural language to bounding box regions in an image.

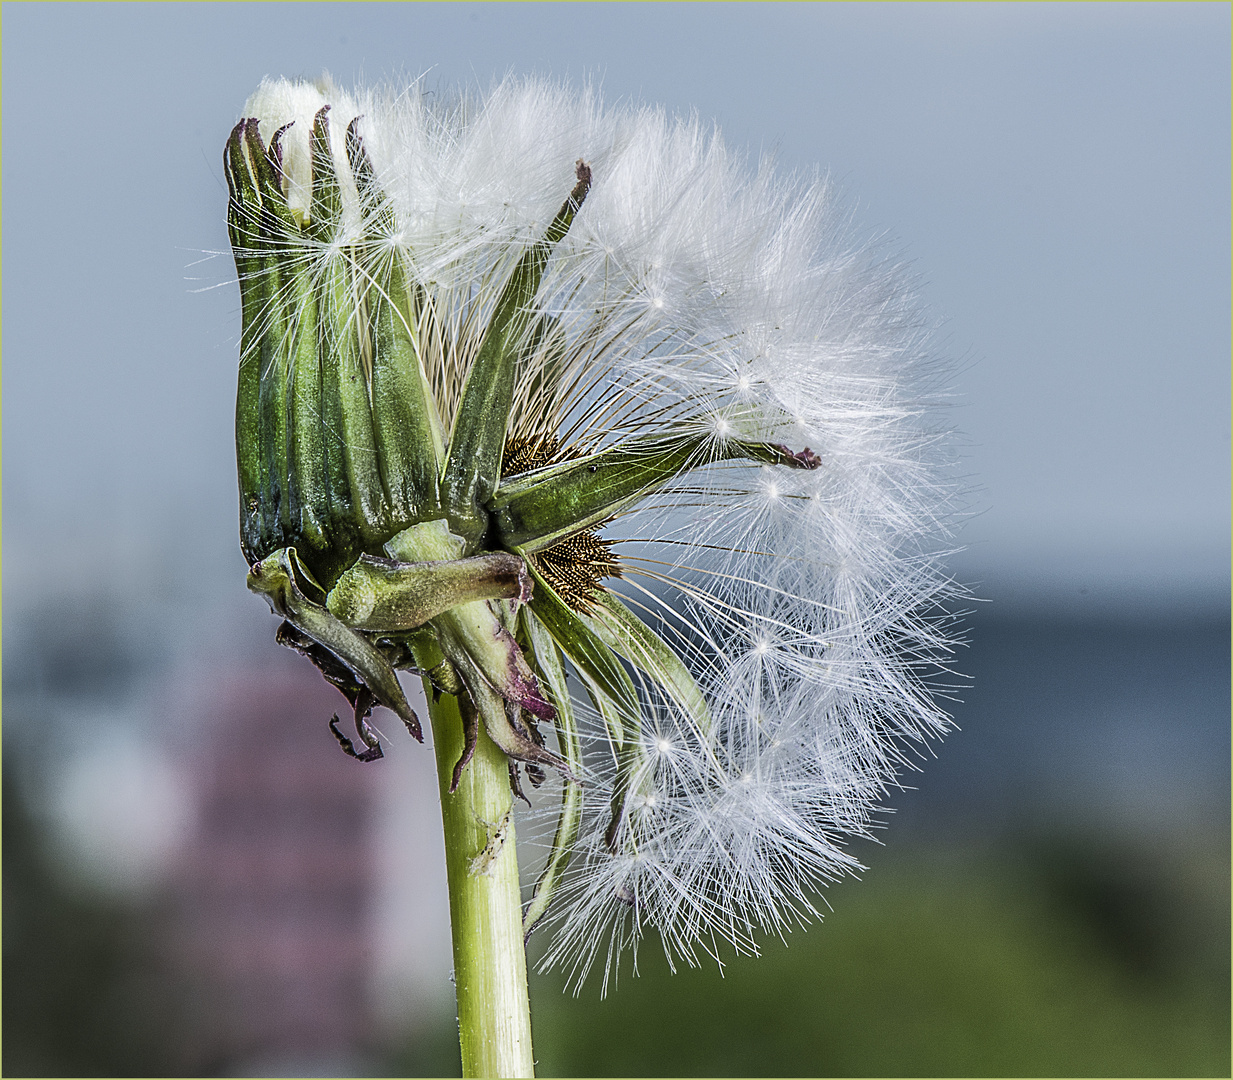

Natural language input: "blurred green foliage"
[2,766,174,1078]
[6,751,1227,1077]
[522,843,1229,1078]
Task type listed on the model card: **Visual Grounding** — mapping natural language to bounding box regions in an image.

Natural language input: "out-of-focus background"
[3,4,1228,1076]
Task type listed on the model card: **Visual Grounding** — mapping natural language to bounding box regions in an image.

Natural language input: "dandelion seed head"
[235,73,966,993]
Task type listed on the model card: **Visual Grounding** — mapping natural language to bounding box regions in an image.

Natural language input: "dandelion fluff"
[237,74,963,990]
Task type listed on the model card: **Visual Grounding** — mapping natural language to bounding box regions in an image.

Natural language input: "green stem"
[427,686,536,1078]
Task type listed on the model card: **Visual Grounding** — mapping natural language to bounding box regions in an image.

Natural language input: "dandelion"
[226,74,962,1076]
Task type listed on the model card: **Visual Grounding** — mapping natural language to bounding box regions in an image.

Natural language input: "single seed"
[533,529,621,611]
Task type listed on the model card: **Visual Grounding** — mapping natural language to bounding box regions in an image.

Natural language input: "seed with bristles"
[533,531,621,611]
[501,435,572,479]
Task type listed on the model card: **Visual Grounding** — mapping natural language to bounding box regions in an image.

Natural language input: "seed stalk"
[428,688,536,1078]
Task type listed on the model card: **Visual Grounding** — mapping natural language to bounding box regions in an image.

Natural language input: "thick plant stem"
[427,687,536,1078]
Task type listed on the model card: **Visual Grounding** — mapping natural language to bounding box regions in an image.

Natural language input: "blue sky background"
[4,1,1229,622]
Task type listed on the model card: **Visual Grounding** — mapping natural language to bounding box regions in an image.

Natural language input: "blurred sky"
[3,2,1229,618]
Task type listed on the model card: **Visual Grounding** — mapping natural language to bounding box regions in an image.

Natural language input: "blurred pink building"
[166,668,381,1076]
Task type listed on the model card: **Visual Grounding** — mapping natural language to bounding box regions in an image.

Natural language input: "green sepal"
[387,522,557,723]
[224,120,260,230]
[285,265,330,559]
[524,563,638,749]
[245,118,310,554]
[344,118,444,526]
[431,600,556,724]
[521,606,583,939]
[439,647,574,781]
[225,120,268,563]
[385,518,466,562]
[392,629,464,698]
[580,591,712,739]
[249,125,293,553]
[364,244,443,527]
[310,109,362,577]
[307,106,341,241]
[346,117,389,223]
[247,547,421,739]
[261,121,330,561]
[256,278,291,544]
[314,270,362,579]
[326,551,531,633]
[442,163,592,549]
[318,229,389,551]
[228,118,304,563]
[244,119,299,233]
[491,432,819,553]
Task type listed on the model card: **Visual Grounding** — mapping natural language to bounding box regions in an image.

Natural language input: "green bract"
[225,109,820,933]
